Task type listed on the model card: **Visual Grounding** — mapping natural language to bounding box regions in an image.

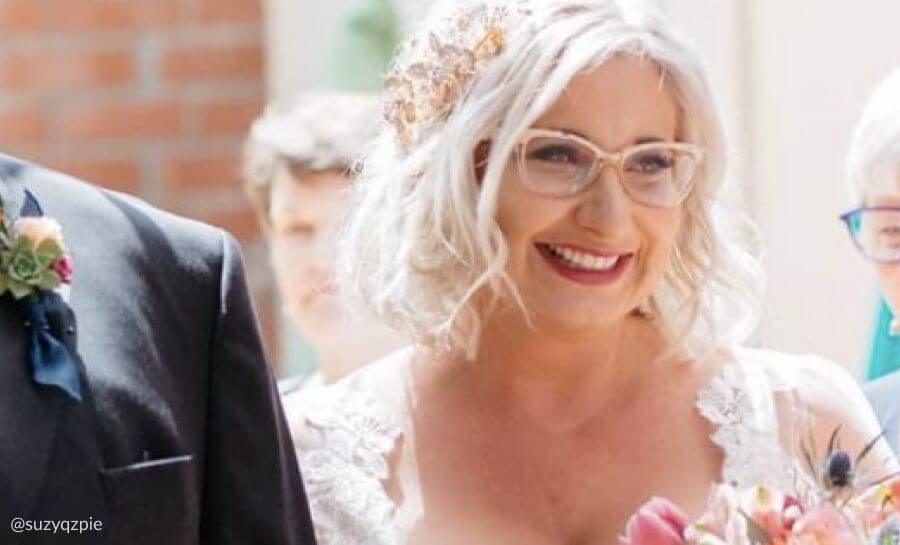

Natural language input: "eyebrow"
[542,126,668,146]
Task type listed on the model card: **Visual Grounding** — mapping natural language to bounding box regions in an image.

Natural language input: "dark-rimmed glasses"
[840,206,900,263]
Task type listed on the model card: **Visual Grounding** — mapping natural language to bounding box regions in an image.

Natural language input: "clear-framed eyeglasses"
[840,206,900,264]
[513,129,705,208]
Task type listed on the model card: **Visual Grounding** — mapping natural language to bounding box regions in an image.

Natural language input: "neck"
[433,312,683,432]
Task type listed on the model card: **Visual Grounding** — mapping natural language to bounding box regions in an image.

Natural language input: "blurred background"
[2,0,899,379]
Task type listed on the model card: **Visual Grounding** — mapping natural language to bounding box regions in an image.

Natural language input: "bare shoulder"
[341,344,417,398]
[748,348,898,474]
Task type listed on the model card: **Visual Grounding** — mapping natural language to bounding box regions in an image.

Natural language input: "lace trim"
[695,357,798,490]
[296,383,404,545]
[297,352,803,544]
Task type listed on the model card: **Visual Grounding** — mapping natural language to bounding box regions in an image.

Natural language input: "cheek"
[637,209,682,272]
[268,242,301,296]
[495,175,573,255]
[268,237,323,291]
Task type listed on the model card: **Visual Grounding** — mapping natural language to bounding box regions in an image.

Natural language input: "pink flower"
[869,476,900,509]
[685,484,751,545]
[14,217,65,251]
[741,486,787,538]
[851,476,900,530]
[53,255,74,284]
[791,504,859,545]
[620,497,689,545]
[782,496,803,531]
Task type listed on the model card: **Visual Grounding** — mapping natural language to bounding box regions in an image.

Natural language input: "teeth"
[546,244,620,271]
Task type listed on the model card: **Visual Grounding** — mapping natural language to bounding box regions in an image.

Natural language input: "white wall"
[743,0,900,373]
[264,0,354,101]
[266,0,900,374]
[663,0,900,374]
[661,0,750,206]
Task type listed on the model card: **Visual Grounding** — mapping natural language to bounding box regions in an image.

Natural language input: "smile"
[535,243,633,285]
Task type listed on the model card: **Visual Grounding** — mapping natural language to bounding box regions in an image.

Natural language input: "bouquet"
[621,430,900,545]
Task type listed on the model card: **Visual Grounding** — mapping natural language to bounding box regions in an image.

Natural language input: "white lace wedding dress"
[283,347,856,545]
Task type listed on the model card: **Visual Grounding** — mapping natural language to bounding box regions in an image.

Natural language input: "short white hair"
[243,93,381,189]
[847,67,900,201]
[340,0,763,359]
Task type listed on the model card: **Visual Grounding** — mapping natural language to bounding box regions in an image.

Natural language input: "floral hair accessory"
[383,1,531,151]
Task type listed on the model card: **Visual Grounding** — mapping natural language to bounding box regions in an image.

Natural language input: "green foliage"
[0,231,65,300]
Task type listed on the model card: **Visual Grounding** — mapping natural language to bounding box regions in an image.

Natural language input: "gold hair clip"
[383,2,529,151]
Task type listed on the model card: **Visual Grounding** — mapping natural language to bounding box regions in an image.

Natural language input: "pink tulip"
[620,497,689,545]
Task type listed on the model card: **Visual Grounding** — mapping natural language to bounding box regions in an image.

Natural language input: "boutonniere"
[0,216,74,299]
[0,189,82,402]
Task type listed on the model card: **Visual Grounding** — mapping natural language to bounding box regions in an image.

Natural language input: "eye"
[527,144,585,165]
[878,225,900,242]
[628,151,675,174]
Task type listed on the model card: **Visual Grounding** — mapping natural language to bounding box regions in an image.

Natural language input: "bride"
[284,0,898,543]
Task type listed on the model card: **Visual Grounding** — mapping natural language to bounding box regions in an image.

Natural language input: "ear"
[473,140,492,183]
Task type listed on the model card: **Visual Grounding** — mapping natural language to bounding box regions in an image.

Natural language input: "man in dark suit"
[865,371,900,456]
[0,154,317,544]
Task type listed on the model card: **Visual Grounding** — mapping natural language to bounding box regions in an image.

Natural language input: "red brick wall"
[0,0,279,361]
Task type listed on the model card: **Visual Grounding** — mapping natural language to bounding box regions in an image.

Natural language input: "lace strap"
[294,382,404,545]
[696,353,799,489]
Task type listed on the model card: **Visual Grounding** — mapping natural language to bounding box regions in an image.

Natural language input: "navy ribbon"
[21,292,82,402]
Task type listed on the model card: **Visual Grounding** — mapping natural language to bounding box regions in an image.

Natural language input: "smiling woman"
[494,58,703,338]
[340,2,760,361]
[283,2,898,544]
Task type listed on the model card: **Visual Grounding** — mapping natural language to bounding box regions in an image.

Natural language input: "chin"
[287,307,341,335]
[525,295,638,333]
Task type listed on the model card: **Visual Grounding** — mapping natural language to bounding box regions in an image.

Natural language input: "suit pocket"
[100,454,198,545]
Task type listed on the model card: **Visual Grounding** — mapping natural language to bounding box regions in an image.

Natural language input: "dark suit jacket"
[865,370,900,455]
[0,155,316,545]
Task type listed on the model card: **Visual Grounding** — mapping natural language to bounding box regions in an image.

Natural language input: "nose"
[573,163,633,233]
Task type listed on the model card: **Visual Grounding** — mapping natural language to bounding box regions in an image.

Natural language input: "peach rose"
[14,217,65,251]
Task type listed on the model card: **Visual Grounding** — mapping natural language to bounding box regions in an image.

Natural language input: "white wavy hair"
[847,67,900,201]
[339,0,763,359]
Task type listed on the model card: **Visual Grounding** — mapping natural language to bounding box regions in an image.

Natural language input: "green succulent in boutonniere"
[0,217,74,300]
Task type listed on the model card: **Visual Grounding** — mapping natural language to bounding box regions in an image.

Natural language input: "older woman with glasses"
[287,2,896,543]
[842,66,900,454]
